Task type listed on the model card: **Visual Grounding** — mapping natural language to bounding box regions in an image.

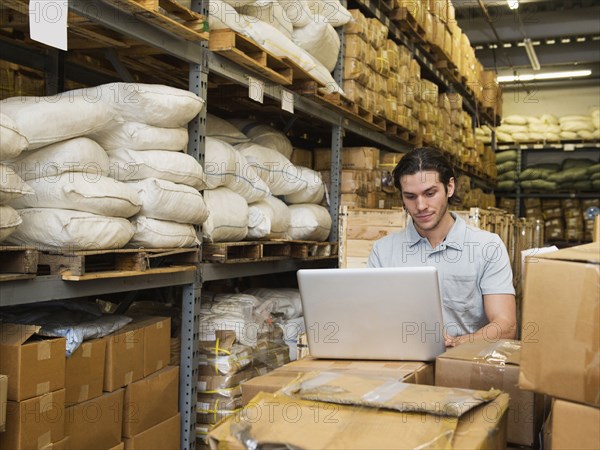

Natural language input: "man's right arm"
[367,241,383,268]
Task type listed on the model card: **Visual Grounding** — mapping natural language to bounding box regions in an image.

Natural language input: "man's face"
[400,171,455,234]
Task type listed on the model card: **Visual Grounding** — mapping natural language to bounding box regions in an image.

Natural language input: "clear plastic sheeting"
[0,300,132,357]
[244,288,303,320]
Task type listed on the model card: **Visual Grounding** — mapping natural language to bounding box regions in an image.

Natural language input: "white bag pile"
[494,110,600,142]
[1,83,206,250]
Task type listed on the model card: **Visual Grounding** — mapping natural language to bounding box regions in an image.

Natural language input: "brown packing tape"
[38,341,51,360]
[39,391,53,411]
[82,342,92,358]
[37,431,52,450]
[37,381,50,396]
[469,362,505,392]
[78,385,89,403]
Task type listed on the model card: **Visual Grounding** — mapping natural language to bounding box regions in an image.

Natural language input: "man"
[368,147,516,346]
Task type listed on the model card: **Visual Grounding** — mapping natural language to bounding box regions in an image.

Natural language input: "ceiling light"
[524,38,541,71]
[503,43,512,48]
[546,39,555,44]
[576,37,586,42]
[506,0,519,9]
[497,70,592,83]
[561,38,571,43]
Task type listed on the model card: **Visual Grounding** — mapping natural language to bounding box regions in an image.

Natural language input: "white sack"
[0,113,28,160]
[251,196,290,239]
[577,130,595,140]
[202,187,249,242]
[286,204,331,241]
[496,131,513,142]
[107,148,206,189]
[497,124,528,134]
[560,131,578,140]
[1,95,115,150]
[0,164,34,204]
[245,288,303,320]
[558,115,590,124]
[592,109,600,129]
[237,142,305,195]
[280,0,314,27]
[206,114,250,144]
[8,137,109,182]
[540,114,558,125]
[309,0,352,27]
[227,149,271,203]
[512,132,530,142]
[247,203,271,239]
[503,115,528,125]
[72,83,204,128]
[127,178,209,225]
[284,166,325,204]
[5,208,134,251]
[208,0,253,32]
[89,122,188,151]
[561,121,594,133]
[11,173,142,218]
[239,2,293,39]
[204,137,239,189]
[292,21,340,72]
[545,133,560,141]
[228,120,293,158]
[129,216,199,248]
[0,205,22,242]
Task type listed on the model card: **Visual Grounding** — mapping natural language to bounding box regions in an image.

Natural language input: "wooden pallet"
[281,57,325,86]
[390,8,426,44]
[37,247,199,280]
[290,241,338,260]
[202,241,292,263]
[102,0,209,41]
[0,246,38,282]
[209,29,293,86]
[385,120,419,145]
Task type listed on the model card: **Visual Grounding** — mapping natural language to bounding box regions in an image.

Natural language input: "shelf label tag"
[29,0,68,51]
[533,144,543,149]
[281,89,294,114]
[248,76,264,104]
[563,144,575,152]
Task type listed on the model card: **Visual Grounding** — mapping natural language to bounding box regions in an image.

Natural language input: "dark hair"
[392,147,455,192]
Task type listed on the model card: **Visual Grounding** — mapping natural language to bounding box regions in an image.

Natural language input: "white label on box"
[282,89,294,113]
[29,1,68,51]
[248,76,264,104]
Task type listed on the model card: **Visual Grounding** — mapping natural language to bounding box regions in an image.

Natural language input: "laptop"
[297,267,445,361]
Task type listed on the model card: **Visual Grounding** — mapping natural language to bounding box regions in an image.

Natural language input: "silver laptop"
[297,267,445,361]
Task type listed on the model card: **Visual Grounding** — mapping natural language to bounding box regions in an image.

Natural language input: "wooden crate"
[338,207,407,268]
[0,246,38,282]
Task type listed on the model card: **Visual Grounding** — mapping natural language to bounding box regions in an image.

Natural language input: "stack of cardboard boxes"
[519,242,600,449]
[0,316,179,450]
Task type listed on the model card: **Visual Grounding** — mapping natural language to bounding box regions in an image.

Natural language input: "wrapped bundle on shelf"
[244,288,303,321]
[0,164,33,204]
[283,167,325,204]
[237,1,293,39]
[128,216,199,248]
[202,187,249,243]
[206,114,250,145]
[248,196,290,240]
[292,21,340,72]
[89,122,189,151]
[0,113,28,160]
[308,0,352,27]
[285,204,332,241]
[0,204,22,242]
[228,120,293,159]
[4,208,134,250]
[279,0,315,28]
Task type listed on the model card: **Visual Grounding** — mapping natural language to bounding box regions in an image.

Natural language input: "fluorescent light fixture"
[498,70,592,83]
[524,38,541,71]
[506,0,519,9]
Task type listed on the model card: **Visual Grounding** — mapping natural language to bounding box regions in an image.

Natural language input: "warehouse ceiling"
[454,0,600,84]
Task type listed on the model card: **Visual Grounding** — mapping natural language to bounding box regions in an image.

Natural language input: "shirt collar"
[406,212,466,251]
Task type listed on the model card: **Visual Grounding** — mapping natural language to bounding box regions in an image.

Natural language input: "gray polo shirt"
[368,212,515,336]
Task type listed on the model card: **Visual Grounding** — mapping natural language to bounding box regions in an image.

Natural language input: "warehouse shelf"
[497,141,600,151]
[496,191,600,199]
[202,259,337,282]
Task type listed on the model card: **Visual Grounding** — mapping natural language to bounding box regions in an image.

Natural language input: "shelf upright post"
[46,50,64,95]
[329,9,346,244]
[516,144,522,218]
[180,2,208,449]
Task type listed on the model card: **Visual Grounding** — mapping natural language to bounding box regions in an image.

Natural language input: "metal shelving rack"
[0,1,500,448]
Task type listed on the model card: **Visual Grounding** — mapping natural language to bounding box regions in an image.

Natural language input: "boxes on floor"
[0,323,66,401]
[0,389,66,450]
[123,365,179,438]
[519,243,600,407]
[65,338,106,404]
[435,339,545,446]
[551,399,600,449]
[124,413,180,450]
[130,316,171,377]
[65,389,124,450]
[242,358,433,405]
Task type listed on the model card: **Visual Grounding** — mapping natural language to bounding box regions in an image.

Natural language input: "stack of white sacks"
[1,83,207,250]
[477,109,600,143]
[205,114,331,242]
[0,114,32,243]
[208,0,351,92]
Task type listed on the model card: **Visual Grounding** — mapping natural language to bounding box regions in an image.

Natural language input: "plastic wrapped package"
[197,364,270,392]
[345,9,367,37]
[344,34,369,60]
[198,344,254,376]
[366,17,388,48]
[343,58,369,84]
[196,394,243,425]
[342,80,365,108]
[384,97,398,122]
[386,40,400,71]
[372,91,385,117]
[253,341,291,369]
[244,288,303,320]
[374,49,390,77]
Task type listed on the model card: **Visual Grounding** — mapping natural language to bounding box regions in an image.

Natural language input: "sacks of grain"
[129,216,200,248]
[285,204,331,241]
[0,164,34,204]
[0,113,28,160]
[203,187,249,242]
[89,122,188,151]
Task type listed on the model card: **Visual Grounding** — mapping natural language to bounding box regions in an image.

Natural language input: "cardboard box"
[123,414,180,450]
[0,323,66,401]
[0,374,6,432]
[314,147,380,171]
[519,243,600,407]
[436,340,544,446]
[0,389,66,450]
[104,323,145,392]
[290,148,313,168]
[552,399,600,449]
[65,338,106,405]
[65,389,124,450]
[42,436,69,450]
[211,390,510,449]
[123,365,179,437]
[109,443,125,450]
[242,358,433,406]
[131,316,171,377]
